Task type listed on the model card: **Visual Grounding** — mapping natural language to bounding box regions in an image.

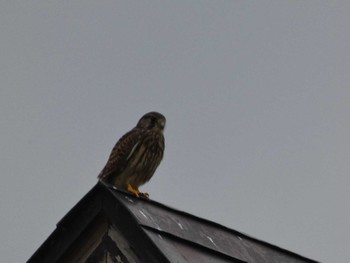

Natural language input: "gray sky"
[1,1,349,262]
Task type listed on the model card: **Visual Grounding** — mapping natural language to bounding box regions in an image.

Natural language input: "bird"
[98,111,166,198]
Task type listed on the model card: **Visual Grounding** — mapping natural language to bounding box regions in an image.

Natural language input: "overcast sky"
[1,1,350,262]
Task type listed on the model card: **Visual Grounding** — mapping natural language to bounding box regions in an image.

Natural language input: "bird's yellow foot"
[126,184,150,199]
[127,184,141,198]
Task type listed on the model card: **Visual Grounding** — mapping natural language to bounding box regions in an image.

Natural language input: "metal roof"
[28,183,319,263]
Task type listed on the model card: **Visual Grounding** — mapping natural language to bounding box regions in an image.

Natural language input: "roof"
[28,182,319,263]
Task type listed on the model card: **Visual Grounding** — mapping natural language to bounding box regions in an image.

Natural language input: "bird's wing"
[98,128,142,181]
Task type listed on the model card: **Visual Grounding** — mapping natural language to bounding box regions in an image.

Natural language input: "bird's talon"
[127,184,140,198]
[142,192,150,199]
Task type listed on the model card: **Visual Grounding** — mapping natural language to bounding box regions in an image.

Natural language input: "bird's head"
[136,111,166,131]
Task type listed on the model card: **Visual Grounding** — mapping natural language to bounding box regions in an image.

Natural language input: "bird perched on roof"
[98,111,166,198]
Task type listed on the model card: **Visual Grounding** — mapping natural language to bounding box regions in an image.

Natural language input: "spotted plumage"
[98,112,165,198]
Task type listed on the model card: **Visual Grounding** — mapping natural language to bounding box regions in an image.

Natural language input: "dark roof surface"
[28,183,318,263]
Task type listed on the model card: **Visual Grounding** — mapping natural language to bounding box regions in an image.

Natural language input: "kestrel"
[98,112,165,198]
